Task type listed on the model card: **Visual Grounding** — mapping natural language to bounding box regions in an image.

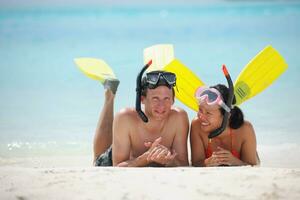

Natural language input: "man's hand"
[144,137,177,166]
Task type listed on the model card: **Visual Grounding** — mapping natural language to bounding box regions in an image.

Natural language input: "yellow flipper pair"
[143,44,288,111]
[74,44,287,111]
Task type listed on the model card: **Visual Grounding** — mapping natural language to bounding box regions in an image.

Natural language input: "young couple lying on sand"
[92,64,260,167]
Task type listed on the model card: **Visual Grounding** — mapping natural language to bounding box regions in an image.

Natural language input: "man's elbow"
[116,162,129,167]
[113,158,129,167]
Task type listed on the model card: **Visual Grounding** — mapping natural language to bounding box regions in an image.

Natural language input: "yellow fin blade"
[74,58,116,83]
[164,59,205,111]
[234,45,288,105]
[143,44,205,111]
[143,44,174,72]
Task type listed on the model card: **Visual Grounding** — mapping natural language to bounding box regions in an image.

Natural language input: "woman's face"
[197,102,223,132]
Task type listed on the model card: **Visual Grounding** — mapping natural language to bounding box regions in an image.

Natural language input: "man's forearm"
[116,154,149,167]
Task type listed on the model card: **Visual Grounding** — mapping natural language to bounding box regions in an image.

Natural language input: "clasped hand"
[205,146,240,167]
[144,137,177,166]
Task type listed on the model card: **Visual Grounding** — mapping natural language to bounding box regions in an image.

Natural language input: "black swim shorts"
[94,146,112,166]
[94,147,166,167]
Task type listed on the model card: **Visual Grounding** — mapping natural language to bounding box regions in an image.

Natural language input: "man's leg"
[93,79,119,162]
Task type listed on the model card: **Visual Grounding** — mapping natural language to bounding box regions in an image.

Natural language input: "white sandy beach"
[1,154,300,200]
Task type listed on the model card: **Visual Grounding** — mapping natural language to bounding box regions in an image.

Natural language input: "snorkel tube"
[208,65,234,139]
[136,60,152,123]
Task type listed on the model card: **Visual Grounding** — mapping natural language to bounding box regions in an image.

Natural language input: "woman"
[190,84,260,167]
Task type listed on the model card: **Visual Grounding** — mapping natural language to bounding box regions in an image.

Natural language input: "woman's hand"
[204,154,223,167]
[212,147,244,166]
[205,147,244,166]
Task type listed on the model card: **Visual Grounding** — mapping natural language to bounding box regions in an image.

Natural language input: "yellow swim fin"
[143,44,175,72]
[234,45,288,105]
[74,58,117,83]
[144,44,205,111]
[74,58,119,94]
[164,59,205,111]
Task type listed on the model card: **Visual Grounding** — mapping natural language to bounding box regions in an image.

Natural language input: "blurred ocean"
[0,1,300,158]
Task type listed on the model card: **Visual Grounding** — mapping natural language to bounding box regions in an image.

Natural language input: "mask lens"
[146,73,159,84]
[200,90,218,103]
[146,72,176,87]
[162,72,176,85]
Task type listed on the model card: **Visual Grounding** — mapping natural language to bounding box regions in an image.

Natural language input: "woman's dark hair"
[211,84,244,129]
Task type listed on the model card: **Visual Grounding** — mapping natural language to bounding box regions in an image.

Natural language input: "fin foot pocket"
[104,78,120,94]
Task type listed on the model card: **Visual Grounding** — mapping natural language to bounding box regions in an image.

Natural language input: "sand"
[1,155,300,200]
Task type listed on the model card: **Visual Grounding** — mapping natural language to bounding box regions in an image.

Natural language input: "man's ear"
[141,95,145,104]
[171,98,175,105]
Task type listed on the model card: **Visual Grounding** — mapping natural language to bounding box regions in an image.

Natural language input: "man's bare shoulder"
[115,107,138,121]
[113,108,139,137]
[170,106,189,121]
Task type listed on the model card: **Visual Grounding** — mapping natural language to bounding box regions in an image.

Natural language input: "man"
[93,69,189,167]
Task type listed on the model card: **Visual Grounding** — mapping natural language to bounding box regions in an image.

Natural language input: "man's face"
[142,86,174,120]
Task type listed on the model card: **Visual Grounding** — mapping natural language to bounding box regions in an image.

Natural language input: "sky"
[1,0,298,8]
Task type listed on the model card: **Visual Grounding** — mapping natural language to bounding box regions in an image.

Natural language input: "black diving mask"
[146,71,176,89]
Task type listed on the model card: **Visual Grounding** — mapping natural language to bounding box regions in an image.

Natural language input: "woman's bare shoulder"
[190,116,204,135]
[237,120,256,139]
